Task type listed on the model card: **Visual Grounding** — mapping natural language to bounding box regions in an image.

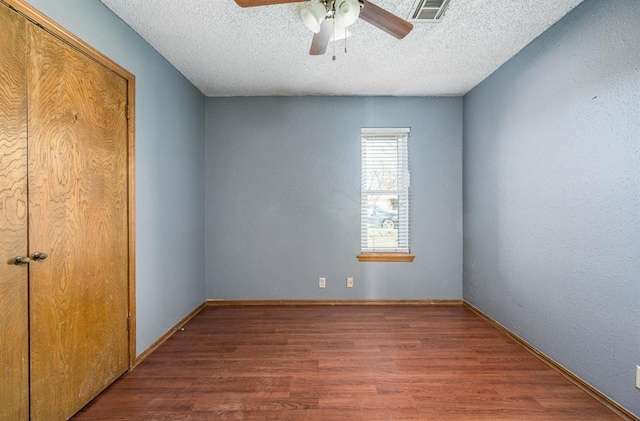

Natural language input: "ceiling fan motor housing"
[302,0,361,33]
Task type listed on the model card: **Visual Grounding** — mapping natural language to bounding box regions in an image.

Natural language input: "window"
[358,128,414,262]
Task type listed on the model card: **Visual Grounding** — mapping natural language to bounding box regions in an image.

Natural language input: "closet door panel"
[0,4,29,421]
[27,23,129,420]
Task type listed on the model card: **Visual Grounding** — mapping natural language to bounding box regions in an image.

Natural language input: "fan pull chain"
[344,26,347,53]
[332,17,336,61]
[331,19,349,60]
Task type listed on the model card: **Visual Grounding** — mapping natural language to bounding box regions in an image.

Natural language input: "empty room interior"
[0,0,638,419]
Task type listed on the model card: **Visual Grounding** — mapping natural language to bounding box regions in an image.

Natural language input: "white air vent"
[409,0,451,22]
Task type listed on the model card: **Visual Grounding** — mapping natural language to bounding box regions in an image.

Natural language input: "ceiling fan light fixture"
[302,2,328,33]
[334,0,360,27]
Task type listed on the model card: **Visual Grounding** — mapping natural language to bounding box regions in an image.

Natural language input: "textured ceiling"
[99,0,583,97]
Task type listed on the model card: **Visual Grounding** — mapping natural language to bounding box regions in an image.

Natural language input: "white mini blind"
[361,128,411,253]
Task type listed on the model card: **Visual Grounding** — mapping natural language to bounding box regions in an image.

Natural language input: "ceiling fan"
[234,0,414,56]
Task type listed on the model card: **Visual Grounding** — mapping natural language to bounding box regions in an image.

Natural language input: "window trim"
[357,252,415,262]
[359,128,413,262]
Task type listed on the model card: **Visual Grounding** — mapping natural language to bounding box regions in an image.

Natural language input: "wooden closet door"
[0,4,29,420]
[27,23,130,420]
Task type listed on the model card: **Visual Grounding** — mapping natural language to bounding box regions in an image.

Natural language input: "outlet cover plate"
[319,277,326,288]
[347,277,354,288]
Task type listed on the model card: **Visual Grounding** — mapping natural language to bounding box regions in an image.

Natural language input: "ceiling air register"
[409,0,451,22]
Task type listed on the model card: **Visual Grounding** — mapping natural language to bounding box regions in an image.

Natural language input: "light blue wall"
[205,97,462,300]
[21,1,637,414]
[463,0,640,416]
[27,0,207,355]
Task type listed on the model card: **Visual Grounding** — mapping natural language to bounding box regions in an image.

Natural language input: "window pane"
[361,129,410,254]
[365,194,399,249]
[363,140,398,191]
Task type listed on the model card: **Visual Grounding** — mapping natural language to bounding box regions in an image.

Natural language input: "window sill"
[357,253,415,262]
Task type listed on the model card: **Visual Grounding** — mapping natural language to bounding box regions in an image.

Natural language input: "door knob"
[13,256,31,265]
[32,252,48,261]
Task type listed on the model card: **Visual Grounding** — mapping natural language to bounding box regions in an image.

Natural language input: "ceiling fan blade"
[235,0,305,7]
[359,0,413,39]
[309,20,332,56]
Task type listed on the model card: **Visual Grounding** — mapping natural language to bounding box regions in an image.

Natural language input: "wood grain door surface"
[26,21,130,421]
[0,4,29,420]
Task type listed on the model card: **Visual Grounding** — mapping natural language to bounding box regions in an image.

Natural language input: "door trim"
[2,0,137,368]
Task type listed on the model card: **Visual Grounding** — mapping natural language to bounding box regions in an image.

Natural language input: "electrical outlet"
[319,277,326,289]
[346,277,354,288]
[636,366,640,389]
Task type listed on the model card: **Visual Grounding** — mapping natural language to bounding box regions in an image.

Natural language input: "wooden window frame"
[360,128,413,263]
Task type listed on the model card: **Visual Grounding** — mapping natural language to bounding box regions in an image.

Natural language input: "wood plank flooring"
[72,305,622,420]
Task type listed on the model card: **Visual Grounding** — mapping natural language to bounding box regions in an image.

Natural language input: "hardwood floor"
[72,305,622,420]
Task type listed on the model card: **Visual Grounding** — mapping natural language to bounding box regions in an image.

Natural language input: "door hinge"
[125,104,130,119]
[126,314,131,331]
